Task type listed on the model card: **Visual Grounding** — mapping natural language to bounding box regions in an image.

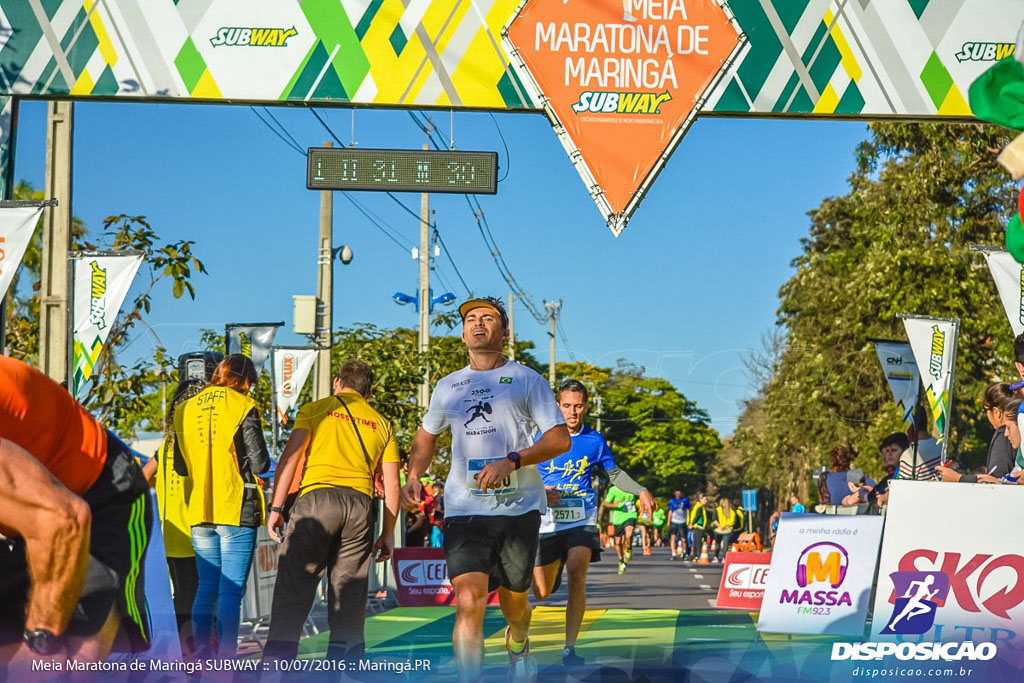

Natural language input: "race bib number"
[552,498,585,523]
[621,500,636,514]
[467,458,519,496]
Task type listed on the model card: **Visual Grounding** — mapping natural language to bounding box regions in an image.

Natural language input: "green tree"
[4,186,207,438]
[732,122,1016,503]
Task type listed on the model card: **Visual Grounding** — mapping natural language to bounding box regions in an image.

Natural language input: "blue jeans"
[191,525,256,658]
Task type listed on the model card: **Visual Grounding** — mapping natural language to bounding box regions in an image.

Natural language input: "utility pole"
[39,101,73,383]
[313,140,333,400]
[418,144,431,411]
[544,300,561,389]
[508,290,515,360]
[594,394,603,433]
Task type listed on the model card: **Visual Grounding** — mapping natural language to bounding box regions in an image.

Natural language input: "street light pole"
[314,140,333,401]
[544,300,561,389]
[418,144,430,412]
[508,291,515,360]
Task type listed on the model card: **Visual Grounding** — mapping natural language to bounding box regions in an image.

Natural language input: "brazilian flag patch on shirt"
[499,377,513,384]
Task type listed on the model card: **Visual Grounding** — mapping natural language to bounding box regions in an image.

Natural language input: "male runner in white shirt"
[402,297,571,682]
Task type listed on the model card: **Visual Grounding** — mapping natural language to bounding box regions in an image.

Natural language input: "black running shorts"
[536,525,601,567]
[0,432,151,652]
[443,511,541,593]
[613,520,636,537]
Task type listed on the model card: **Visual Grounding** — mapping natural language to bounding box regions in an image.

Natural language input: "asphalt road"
[537,544,725,611]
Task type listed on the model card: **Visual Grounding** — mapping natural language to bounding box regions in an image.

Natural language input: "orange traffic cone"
[699,539,710,565]
[730,542,739,553]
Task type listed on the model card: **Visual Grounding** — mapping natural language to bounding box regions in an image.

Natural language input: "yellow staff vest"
[154,436,194,558]
[174,386,264,527]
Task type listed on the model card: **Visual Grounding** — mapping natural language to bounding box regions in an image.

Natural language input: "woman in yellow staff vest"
[142,381,206,655]
[711,498,737,563]
[173,355,270,658]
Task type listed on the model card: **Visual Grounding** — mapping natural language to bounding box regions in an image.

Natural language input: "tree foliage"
[4,184,207,437]
[732,122,1017,503]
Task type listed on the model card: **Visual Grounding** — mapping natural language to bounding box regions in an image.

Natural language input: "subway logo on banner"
[929,325,944,378]
[571,91,672,114]
[211,27,297,47]
[88,261,107,329]
[955,42,1014,62]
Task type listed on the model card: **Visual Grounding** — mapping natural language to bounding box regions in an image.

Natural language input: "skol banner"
[757,513,883,636]
[716,551,771,611]
[901,315,959,449]
[504,0,742,235]
[225,322,282,371]
[979,247,1024,337]
[273,347,317,423]
[0,206,43,300]
[71,252,143,399]
[871,480,1024,654]
[872,340,920,426]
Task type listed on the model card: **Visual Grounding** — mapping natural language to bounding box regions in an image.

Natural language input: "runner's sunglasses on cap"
[458,297,508,328]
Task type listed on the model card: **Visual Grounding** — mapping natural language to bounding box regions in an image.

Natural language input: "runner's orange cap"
[458,297,508,328]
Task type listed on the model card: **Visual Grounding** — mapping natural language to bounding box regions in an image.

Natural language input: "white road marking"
[693,574,704,579]
[699,584,712,590]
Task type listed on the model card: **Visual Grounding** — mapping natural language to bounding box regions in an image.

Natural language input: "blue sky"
[12,100,867,435]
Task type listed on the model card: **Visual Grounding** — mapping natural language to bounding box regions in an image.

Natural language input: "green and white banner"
[0,206,43,300]
[871,340,919,426]
[900,315,959,449]
[272,347,317,423]
[226,322,282,371]
[978,247,1024,337]
[72,252,143,399]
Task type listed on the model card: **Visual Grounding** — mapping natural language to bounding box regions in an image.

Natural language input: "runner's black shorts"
[613,520,637,537]
[444,511,541,592]
[0,431,152,652]
[536,525,601,566]
[670,522,687,537]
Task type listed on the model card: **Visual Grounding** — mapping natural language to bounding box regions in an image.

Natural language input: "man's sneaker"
[624,548,632,564]
[670,553,678,561]
[617,561,626,575]
[505,627,536,682]
[561,646,585,667]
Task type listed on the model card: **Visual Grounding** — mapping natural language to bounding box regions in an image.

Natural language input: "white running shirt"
[422,361,564,517]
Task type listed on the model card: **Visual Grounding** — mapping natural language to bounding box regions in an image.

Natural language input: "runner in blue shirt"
[666,491,691,559]
[532,380,654,667]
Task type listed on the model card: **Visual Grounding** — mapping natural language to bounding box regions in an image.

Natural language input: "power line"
[310,108,343,146]
[341,193,414,253]
[433,227,472,296]
[261,107,303,151]
[250,107,304,155]
[488,113,511,183]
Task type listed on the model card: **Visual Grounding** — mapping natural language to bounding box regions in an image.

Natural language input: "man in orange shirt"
[0,356,151,665]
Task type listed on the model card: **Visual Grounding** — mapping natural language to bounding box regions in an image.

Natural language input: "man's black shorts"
[444,511,540,593]
[670,522,687,537]
[613,520,636,537]
[0,432,152,652]
[536,525,601,566]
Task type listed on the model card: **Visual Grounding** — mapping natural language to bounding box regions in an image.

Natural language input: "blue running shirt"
[537,425,616,532]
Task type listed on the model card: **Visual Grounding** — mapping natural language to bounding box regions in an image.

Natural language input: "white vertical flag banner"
[872,340,920,426]
[980,248,1024,337]
[273,348,317,423]
[72,252,144,399]
[226,323,282,371]
[0,206,43,299]
[901,315,959,459]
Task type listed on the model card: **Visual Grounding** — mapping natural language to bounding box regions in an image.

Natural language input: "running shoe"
[561,646,585,667]
[505,627,536,683]
[618,561,626,575]
[624,548,632,564]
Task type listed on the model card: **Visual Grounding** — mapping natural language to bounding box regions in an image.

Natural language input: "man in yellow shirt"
[262,360,400,661]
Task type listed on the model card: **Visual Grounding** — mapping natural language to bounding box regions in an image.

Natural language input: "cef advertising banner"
[71,252,144,399]
[901,315,958,449]
[757,513,883,636]
[980,248,1024,337]
[0,206,43,300]
[226,322,282,371]
[505,0,741,234]
[872,481,1024,650]
[273,347,318,423]
[716,551,770,610]
[392,547,499,607]
[872,340,920,426]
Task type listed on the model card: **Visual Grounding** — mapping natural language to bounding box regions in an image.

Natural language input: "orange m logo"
[806,552,842,585]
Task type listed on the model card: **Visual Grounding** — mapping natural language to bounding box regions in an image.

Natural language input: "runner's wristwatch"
[506,451,522,470]
[24,629,64,655]
[269,506,285,513]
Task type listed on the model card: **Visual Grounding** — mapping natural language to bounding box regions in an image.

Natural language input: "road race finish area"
[286,607,1010,682]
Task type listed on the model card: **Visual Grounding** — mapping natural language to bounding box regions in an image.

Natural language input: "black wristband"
[270,506,285,514]
[506,451,522,470]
